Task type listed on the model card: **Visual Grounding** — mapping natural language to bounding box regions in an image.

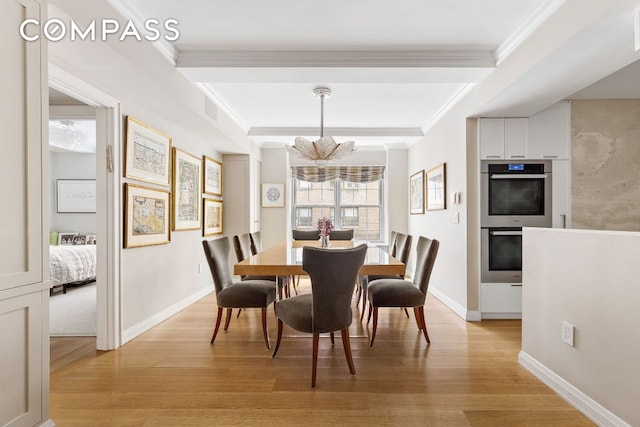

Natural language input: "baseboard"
[518,351,631,427]
[428,287,480,321]
[481,312,522,320]
[122,286,213,345]
[39,419,56,427]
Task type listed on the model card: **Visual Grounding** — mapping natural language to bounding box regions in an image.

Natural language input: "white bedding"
[49,245,97,285]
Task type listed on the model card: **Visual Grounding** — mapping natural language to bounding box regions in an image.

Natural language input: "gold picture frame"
[172,148,202,231]
[409,170,424,214]
[203,199,224,236]
[124,183,171,248]
[426,163,446,211]
[125,116,172,187]
[203,156,223,197]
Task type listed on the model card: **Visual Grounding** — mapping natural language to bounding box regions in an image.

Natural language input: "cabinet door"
[552,160,571,228]
[479,118,504,159]
[481,283,522,319]
[528,102,571,159]
[504,118,528,159]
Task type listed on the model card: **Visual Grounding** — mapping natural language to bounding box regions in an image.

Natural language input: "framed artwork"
[172,148,202,231]
[58,232,78,245]
[262,183,284,207]
[86,234,97,245]
[426,163,446,211]
[409,171,424,214]
[72,234,87,245]
[57,179,96,213]
[203,156,223,196]
[124,183,171,248]
[125,116,172,187]
[203,199,224,236]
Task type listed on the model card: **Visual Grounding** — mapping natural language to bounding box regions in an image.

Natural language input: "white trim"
[106,0,178,64]
[122,287,214,344]
[39,419,56,427]
[419,83,475,136]
[428,286,480,321]
[249,126,423,138]
[49,63,122,351]
[494,0,567,64]
[178,50,496,68]
[518,351,632,427]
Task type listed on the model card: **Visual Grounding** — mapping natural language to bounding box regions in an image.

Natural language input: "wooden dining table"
[234,240,405,320]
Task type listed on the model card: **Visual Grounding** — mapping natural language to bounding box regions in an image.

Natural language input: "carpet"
[49,282,97,336]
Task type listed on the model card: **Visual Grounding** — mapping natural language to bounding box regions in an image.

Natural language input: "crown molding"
[494,0,567,64]
[419,83,475,137]
[248,127,423,137]
[177,50,496,68]
[107,0,179,65]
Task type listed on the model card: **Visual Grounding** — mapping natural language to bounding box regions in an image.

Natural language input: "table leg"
[359,275,368,322]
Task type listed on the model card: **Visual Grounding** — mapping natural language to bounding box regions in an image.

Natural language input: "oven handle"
[490,174,548,179]
[490,230,523,236]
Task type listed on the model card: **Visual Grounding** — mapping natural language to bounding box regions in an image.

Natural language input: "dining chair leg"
[370,307,379,348]
[330,332,335,345]
[413,308,422,330]
[367,302,373,325]
[261,307,270,350]
[403,307,410,318]
[224,308,233,331]
[416,306,430,344]
[312,333,320,387]
[359,277,368,322]
[236,308,242,318]
[210,307,224,344]
[272,319,283,358]
[341,328,356,375]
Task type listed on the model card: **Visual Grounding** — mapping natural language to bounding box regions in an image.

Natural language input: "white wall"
[260,148,289,248]
[521,228,640,426]
[386,148,408,244]
[49,151,96,235]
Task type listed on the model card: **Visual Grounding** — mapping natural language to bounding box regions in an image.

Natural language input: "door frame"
[49,63,122,350]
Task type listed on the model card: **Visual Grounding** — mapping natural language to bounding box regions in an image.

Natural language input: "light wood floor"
[50,282,594,426]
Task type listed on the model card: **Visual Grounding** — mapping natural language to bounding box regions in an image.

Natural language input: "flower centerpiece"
[317,217,333,247]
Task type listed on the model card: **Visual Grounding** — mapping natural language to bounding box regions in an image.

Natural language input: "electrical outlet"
[562,321,575,346]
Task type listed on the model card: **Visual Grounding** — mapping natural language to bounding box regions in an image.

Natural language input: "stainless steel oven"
[481,228,523,283]
[481,160,552,228]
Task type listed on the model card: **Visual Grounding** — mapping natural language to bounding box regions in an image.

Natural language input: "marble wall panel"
[572,100,640,231]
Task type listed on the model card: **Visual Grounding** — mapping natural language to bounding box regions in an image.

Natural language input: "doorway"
[49,64,122,350]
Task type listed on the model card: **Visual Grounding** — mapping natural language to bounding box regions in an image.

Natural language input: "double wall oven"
[481,160,552,283]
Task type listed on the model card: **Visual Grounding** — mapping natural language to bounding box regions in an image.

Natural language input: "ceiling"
[109,0,560,147]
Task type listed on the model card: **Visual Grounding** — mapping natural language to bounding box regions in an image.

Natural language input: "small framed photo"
[262,183,284,208]
[124,183,171,248]
[73,234,87,245]
[426,163,446,211]
[172,148,202,231]
[203,199,224,236]
[125,116,172,187]
[57,179,96,213]
[410,171,424,214]
[203,156,223,197]
[86,234,97,245]
[58,232,78,245]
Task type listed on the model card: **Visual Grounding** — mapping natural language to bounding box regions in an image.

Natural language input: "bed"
[49,245,97,294]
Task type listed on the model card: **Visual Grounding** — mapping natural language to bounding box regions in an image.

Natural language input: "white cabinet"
[481,283,522,319]
[527,102,571,160]
[479,118,528,160]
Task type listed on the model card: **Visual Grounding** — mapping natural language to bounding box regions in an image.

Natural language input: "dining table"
[234,240,405,321]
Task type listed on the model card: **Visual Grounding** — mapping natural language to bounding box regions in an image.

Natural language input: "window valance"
[291,166,385,183]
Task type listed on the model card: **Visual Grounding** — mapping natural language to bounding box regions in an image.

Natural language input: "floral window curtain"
[291,166,385,183]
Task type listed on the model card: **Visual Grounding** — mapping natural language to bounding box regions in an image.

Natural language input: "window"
[292,175,383,241]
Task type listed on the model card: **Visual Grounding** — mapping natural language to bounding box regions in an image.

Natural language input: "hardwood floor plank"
[50,281,594,426]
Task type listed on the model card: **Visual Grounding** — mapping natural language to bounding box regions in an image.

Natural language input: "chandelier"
[287,87,355,166]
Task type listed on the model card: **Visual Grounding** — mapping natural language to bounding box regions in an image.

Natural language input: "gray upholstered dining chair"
[367,236,439,348]
[249,231,261,255]
[368,233,413,281]
[328,229,354,240]
[388,231,398,255]
[202,237,277,349]
[234,233,288,299]
[272,244,368,387]
[292,229,320,240]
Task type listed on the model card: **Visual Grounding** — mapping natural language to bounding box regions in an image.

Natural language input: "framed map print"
[124,183,170,248]
[203,156,223,196]
[125,116,172,186]
[410,170,424,214]
[262,183,284,207]
[203,199,223,236]
[426,163,446,211]
[172,148,202,231]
